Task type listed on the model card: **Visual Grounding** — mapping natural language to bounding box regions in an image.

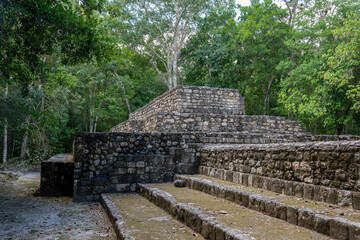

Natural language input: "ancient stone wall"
[110,86,309,134]
[73,132,203,201]
[200,141,360,191]
[74,128,360,201]
[111,113,306,134]
[75,131,329,201]
[175,86,245,115]
[110,120,143,132]
[152,113,306,133]
[77,85,360,203]
[128,86,245,122]
[129,88,178,121]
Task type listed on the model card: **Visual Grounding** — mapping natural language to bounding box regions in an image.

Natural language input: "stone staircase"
[99,181,313,239]
[101,173,360,239]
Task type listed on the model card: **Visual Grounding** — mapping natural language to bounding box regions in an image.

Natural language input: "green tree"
[119,0,235,89]
[278,0,360,134]
[325,13,360,112]
[181,4,237,88]
[0,0,114,162]
[234,0,291,115]
[0,0,112,86]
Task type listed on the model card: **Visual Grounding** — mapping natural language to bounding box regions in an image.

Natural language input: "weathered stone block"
[252,175,261,188]
[314,214,330,236]
[233,172,241,184]
[264,200,276,217]
[274,202,287,221]
[303,184,314,200]
[225,170,233,182]
[349,222,360,240]
[338,190,353,207]
[225,188,235,202]
[215,224,226,240]
[353,192,360,210]
[201,217,215,239]
[294,182,304,198]
[330,218,349,240]
[241,192,250,207]
[298,209,315,230]
[271,179,284,194]
[174,180,185,187]
[234,190,243,205]
[248,195,261,211]
[241,174,249,186]
[286,205,298,225]
[40,154,74,197]
[284,181,294,196]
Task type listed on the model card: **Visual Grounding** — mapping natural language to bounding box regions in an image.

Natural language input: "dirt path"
[0,171,116,240]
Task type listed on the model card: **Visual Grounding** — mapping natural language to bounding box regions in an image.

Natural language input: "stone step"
[199,161,360,209]
[101,193,204,240]
[175,174,360,240]
[141,183,328,240]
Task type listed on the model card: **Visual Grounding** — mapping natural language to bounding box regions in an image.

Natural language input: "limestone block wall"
[129,88,178,121]
[74,131,322,201]
[73,130,360,201]
[200,141,360,191]
[175,86,245,115]
[40,154,74,196]
[110,120,143,132]
[110,113,306,134]
[152,112,306,134]
[128,86,245,121]
[73,132,206,201]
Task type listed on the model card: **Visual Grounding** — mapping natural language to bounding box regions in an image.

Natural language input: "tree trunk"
[283,0,298,26]
[94,116,98,133]
[263,78,273,115]
[3,84,8,164]
[20,117,30,161]
[3,118,7,164]
[113,71,132,114]
[89,88,96,133]
[172,59,178,88]
[11,138,15,157]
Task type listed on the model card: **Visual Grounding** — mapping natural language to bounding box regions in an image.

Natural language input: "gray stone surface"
[174,179,185,187]
[73,85,360,203]
[200,141,360,192]
[200,166,357,208]
[176,174,360,239]
[110,86,308,134]
[40,154,74,196]
[137,184,255,240]
[100,194,135,240]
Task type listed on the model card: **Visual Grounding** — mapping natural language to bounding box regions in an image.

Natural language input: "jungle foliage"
[1,0,359,163]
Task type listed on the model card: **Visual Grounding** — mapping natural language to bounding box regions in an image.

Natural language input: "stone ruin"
[70,86,360,203]
[40,154,74,196]
[39,85,360,239]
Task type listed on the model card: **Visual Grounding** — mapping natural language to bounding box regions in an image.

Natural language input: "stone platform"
[110,86,305,134]
[68,85,360,239]
[73,86,360,202]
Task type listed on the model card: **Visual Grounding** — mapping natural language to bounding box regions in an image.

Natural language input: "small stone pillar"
[40,154,74,196]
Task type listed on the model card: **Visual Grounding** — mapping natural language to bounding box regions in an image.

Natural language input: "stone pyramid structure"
[110,85,307,135]
[42,85,360,239]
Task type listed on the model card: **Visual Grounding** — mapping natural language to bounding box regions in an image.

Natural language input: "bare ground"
[0,171,116,240]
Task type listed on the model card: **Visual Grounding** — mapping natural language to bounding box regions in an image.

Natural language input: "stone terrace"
[110,86,306,134]
[73,86,360,201]
[70,85,360,239]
